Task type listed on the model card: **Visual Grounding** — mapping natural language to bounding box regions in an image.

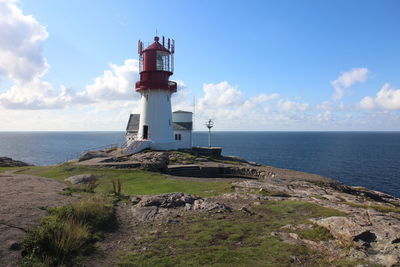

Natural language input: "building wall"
[174,130,192,149]
[125,132,137,146]
[138,89,175,144]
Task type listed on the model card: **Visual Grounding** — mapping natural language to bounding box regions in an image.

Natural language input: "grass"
[118,200,358,267]
[259,189,291,197]
[22,195,115,267]
[0,166,28,172]
[295,224,334,241]
[16,163,233,197]
[60,180,99,196]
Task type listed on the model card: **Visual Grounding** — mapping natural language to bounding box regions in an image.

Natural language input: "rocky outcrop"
[311,213,400,266]
[78,151,109,162]
[233,177,400,267]
[137,192,199,208]
[130,193,232,222]
[65,174,96,184]
[0,157,30,167]
[129,151,169,172]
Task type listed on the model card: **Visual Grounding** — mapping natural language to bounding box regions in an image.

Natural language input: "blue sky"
[0,0,399,131]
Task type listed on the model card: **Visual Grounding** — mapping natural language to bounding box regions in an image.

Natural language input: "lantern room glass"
[156,51,172,72]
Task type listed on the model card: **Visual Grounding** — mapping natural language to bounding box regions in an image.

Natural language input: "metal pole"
[208,128,211,148]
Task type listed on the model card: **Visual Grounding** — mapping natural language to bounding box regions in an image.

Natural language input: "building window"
[169,119,171,126]
[146,94,148,102]
[175,134,182,141]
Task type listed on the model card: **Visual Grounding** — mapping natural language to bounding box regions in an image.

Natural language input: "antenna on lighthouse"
[205,119,214,148]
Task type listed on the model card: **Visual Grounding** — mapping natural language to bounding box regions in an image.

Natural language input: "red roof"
[143,36,170,53]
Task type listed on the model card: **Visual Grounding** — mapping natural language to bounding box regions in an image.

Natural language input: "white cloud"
[243,93,278,109]
[331,68,369,101]
[277,99,309,112]
[0,0,48,84]
[316,110,332,122]
[360,83,400,110]
[0,0,139,110]
[0,59,140,109]
[197,81,243,110]
[359,96,375,110]
[316,101,333,111]
[196,81,279,117]
[78,59,139,102]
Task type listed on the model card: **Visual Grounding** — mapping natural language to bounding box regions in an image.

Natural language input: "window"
[146,94,148,102]
[175,134,182,141]
[169,119,171,126]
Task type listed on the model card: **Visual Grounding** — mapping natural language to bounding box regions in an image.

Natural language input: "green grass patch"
[22,195,115,267]
[0,166,28,173]
[295,225,334,241]
[18,163,233,197]
[259,189,291,197]
[118,200,351,267]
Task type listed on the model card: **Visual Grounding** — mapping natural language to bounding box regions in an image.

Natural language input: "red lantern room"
[135,36,177,92]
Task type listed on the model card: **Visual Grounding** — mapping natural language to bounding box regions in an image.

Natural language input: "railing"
[135,80,177,91]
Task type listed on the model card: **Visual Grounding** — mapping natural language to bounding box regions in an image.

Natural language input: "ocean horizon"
[1,131,399,197]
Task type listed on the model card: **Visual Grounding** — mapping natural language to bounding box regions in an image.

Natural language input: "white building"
[125,110,193,152]
[172,110,193,149]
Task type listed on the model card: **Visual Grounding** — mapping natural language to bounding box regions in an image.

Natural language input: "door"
[143,125,148,139]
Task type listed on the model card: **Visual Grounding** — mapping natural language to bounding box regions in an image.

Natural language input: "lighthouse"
[125,36,180,153]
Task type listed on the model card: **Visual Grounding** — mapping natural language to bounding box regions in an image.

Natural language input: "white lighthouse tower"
[125,36,178,153]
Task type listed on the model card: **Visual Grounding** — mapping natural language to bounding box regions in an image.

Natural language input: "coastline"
[1,151,400,266]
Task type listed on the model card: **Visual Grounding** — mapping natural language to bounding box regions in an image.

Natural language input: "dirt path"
[0,172,74,267]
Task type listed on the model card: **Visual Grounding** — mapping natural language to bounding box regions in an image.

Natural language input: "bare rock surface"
[65,173,95,184]
[0,157,31,167]
[130,193,232,223]
[129,151,169,171]
[78,150,109,162]
[0,172,74,267]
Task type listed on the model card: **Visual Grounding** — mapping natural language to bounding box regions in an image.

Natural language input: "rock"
[192,199,231,213]
[78,151,109,162]
[130,151,169,171]
[137,193,200,208]
[130,196,141,205]
[185,203,192,210]
[0,157,30,167]
[65,174,95,184]
[311,216,366,242]
[131,206,159,222]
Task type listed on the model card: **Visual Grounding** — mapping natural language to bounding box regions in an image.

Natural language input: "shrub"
[61,180,99,196]
[22,217,90,266]
[22,195,115,266]
[51,195,115,231]
[111,178,122,196]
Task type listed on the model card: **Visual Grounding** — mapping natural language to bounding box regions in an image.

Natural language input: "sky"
[0,0,399,131]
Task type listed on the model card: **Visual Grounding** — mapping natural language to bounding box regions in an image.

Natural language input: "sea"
[0,131,399,198]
